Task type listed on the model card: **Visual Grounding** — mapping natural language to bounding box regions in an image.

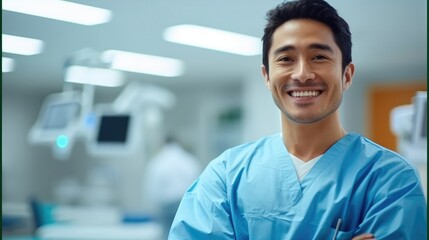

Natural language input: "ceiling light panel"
[163,24,262,56]
[102,50,185,77]
[64,66,125,87]
[2,57,15,72]
[2,0,112,26]
[2,34,44,55]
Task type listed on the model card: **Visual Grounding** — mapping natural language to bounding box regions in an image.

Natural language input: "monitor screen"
[28,91,82,145]
[86,104,143,157]
[97,115,130,143]
[42,102,80,129]
[420,101,427,138]
[421,101,426,138]
[412,91,427,144]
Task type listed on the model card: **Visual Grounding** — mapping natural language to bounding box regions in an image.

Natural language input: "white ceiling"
[2,0,427,95]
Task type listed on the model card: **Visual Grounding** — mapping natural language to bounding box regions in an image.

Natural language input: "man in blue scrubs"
[169,0,427,239]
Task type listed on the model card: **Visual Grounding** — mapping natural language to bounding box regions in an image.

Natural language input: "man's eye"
[313,55,327,60]
[278,56,292,62]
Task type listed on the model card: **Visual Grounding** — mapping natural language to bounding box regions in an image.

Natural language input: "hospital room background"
[2,0,427,239]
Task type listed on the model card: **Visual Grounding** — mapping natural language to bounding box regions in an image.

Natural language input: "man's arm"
[355,164,427,239]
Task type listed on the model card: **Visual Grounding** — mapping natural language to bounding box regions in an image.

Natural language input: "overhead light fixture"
[2,0,112,26]
[163,24,262,56]
[102,50,184,77]
[64,66,125,87]
[2,34,44,55]
[2,57,15,72]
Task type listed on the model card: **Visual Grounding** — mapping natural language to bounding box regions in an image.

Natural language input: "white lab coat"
[144,142,202,207]
[143,141,202,238]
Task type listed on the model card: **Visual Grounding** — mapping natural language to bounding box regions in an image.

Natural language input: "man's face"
[262,19,354,124]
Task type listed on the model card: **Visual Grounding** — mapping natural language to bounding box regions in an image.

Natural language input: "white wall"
[164,83,244,163]
[340,74,368,135]
[2,91,49,201]
[242,73,281,142]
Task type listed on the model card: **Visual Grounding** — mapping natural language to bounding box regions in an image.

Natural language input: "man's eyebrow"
[273,45,295,56]
[309,43,334,53]
[272,43,334,56]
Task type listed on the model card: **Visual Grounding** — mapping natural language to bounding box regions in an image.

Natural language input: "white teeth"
[291,91,320,98]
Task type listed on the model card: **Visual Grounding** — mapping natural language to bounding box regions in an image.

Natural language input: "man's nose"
[290,60,315,82]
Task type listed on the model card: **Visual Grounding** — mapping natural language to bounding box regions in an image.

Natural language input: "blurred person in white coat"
[143,136,202,240]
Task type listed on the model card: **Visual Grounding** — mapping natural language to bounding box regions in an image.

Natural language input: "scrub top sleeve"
[356,168,427,240]
[168,154,235,239]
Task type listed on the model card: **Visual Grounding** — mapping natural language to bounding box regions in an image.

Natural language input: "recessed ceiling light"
[2,34,44,56]
[2,57,15,72]
[64,66,125,87]
[163,24,262,56]
[102,50,185,77]
[2,0,112,26]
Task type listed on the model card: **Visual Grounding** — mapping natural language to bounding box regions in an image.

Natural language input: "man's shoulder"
[210,133,281,166]
[353,133,404,156]
[226,133,281,155]
[349,133,416,169]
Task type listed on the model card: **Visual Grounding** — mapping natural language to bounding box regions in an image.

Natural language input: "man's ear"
[262,65,271,90]
[343,63,355,91]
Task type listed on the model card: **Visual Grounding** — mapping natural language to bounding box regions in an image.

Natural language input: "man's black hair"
[262,0,352,73]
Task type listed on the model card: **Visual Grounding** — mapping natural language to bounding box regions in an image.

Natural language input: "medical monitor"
[42,102,80,129]
[28,91,82,145]
[87,104,142,157]
[412,91,427,146]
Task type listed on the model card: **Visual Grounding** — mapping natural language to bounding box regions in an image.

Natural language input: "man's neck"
[281,112,346,162]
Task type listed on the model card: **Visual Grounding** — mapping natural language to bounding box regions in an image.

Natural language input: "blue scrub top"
[169,133,427,240]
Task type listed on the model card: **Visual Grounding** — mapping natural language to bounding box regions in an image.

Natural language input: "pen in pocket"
[332,218,342,240]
